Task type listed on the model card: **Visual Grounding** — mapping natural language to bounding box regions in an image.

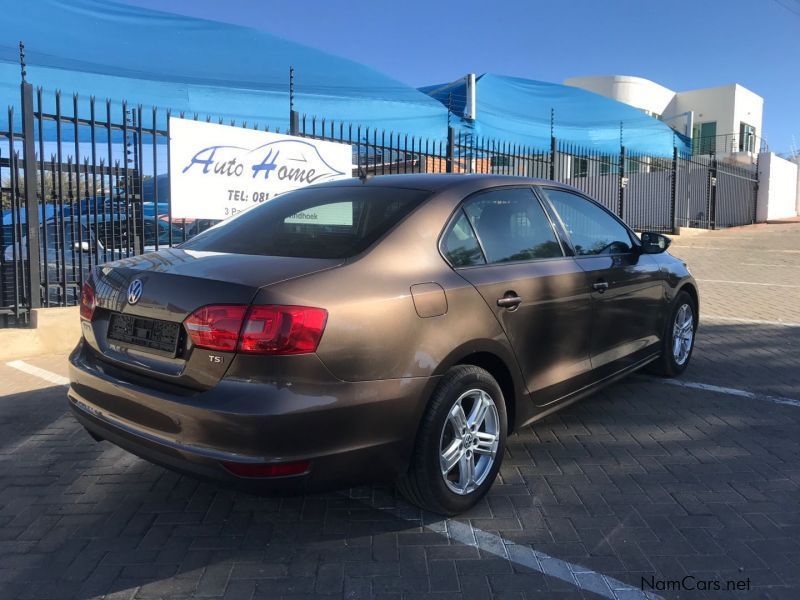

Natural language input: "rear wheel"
[650,290,697,377]
[397,365,507,515]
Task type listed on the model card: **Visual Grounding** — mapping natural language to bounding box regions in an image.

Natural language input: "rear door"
[537,187,664,377]
[442,186,594,406]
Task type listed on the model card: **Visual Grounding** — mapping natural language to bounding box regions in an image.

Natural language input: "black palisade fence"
[2,83,759,327]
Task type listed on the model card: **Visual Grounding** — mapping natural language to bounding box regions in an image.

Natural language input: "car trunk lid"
[85,247,341,389]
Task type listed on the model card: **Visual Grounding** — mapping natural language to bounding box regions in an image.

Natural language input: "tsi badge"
[127,279,143,305]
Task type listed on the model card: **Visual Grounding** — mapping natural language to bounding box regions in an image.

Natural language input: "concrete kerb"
[0,307,80,361]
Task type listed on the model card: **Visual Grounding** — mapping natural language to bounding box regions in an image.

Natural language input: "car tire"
[397,365,507,515]
[649,290,697,377]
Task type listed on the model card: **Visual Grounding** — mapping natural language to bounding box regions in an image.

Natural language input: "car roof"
[317,173,580,195]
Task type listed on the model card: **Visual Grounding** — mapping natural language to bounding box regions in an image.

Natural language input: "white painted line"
[697,279,800,289]
[441,520,659,599]
[741,262,800,268]
[674,247,800,254]
[6,360,69,386]
[658,378,800,409]
[701,315,800,328]
[369,499,661,600]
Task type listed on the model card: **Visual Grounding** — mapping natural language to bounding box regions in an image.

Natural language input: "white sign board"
[168,117,352,220]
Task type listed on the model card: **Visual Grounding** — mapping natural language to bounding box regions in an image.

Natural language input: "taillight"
[80,281,96,321]
[184,304,327,355]
[239,305,327,355]
[185,305,247,351]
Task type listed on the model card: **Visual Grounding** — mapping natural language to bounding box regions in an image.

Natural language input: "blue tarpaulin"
[421,74,689,156]
[1,1,687,156]
[0,0,448,141]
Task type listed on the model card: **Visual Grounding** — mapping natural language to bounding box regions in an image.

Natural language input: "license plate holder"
[107,313,181,356]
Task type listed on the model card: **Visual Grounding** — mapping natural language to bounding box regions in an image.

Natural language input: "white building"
[564,75,764,161]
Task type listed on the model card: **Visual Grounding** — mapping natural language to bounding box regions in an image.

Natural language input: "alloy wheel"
[439,388,500,495]
[672,303,694,366]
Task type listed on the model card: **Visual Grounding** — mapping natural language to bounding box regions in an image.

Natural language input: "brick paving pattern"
[1,223,799,599]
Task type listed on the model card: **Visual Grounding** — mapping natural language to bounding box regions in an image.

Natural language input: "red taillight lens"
[80,281,96,321]
[221,460,311,478]
[239,305,327,355]
[185,305,247,352]
[184,304,327,355]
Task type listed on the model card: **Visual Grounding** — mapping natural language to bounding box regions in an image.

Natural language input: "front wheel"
[650,290,697,377]
[397,365,507,515]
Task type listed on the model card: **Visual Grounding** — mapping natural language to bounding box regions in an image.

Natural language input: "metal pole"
[670,146,678,234]
[446,126,454,173]
[753,152,760,224]
[708,154,718,230]
[289,65,299,135]
[549,135,557,181]
[19,42,41,310]
[618,145,626,219]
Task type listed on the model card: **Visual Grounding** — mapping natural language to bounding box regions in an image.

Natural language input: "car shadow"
[1,320,799,599]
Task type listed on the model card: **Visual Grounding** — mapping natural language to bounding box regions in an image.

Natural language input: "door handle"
[497,295,523,309]
[592,280,609,293]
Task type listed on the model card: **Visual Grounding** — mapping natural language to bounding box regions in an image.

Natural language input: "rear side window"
[442,211,485,267]
[462,188,562,264]
[540,188,632,256]
[181,186,430,259]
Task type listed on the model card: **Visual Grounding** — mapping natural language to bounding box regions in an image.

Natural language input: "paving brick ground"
[1,223,799,600]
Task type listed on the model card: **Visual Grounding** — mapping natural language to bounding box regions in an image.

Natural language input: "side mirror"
[640,231,671,254]
[73,241,91,253]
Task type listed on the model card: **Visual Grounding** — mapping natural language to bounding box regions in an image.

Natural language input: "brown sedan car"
[69,174,698,515]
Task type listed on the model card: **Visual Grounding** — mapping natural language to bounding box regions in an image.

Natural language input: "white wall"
[565,76,765,158]
[564,75,675,116]
[672,84,763,155]
[756,153,799,221]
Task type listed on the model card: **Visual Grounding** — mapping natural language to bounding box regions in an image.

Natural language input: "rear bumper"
[68,342,435,492]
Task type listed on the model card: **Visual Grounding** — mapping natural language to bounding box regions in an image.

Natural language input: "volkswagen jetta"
[69,174,698,515]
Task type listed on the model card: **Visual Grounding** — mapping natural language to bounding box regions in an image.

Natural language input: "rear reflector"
[221,460,311,478]
[239,305,327,355]
[185,305,247,352]
[80,281,96,321]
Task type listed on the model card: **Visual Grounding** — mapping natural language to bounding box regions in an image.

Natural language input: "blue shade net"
[0,1,687,157]
[421,73,689,156]
[0,0,448,143]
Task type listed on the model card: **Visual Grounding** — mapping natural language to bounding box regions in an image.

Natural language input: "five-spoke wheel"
[439,389,500,495]
[398,365,507,515]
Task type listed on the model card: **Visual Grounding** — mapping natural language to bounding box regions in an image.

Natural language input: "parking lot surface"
[1,223,799,600]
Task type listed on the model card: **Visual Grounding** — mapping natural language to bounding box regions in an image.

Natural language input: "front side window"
[182,186,430,259]
[540,188,632,256]
[461,188,562,264]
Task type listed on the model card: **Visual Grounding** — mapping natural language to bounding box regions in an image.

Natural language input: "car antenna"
[358,166,372,183]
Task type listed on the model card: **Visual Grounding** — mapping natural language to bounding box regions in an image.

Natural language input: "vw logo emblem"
[127,279,143,305]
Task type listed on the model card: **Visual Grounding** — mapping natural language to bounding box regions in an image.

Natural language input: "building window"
[739,122,756,152]
[599,156,614,175]
[572,157,588,178]
[625,157,641,174]
[692,121,717,155]
[491,155,512,168]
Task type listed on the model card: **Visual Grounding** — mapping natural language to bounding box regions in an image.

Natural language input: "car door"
[441,186,594,406]
[537,187,664,378]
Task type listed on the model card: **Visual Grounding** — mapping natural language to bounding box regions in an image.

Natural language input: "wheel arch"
[434,340,529,434]
[677,280,699,315]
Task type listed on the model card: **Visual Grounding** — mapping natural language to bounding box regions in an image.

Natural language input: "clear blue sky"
[121,0,798,155]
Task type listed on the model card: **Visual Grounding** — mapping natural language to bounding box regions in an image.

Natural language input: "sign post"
[169,118,352,220]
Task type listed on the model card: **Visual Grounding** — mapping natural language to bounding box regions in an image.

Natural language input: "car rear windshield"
[180,186,430,259]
